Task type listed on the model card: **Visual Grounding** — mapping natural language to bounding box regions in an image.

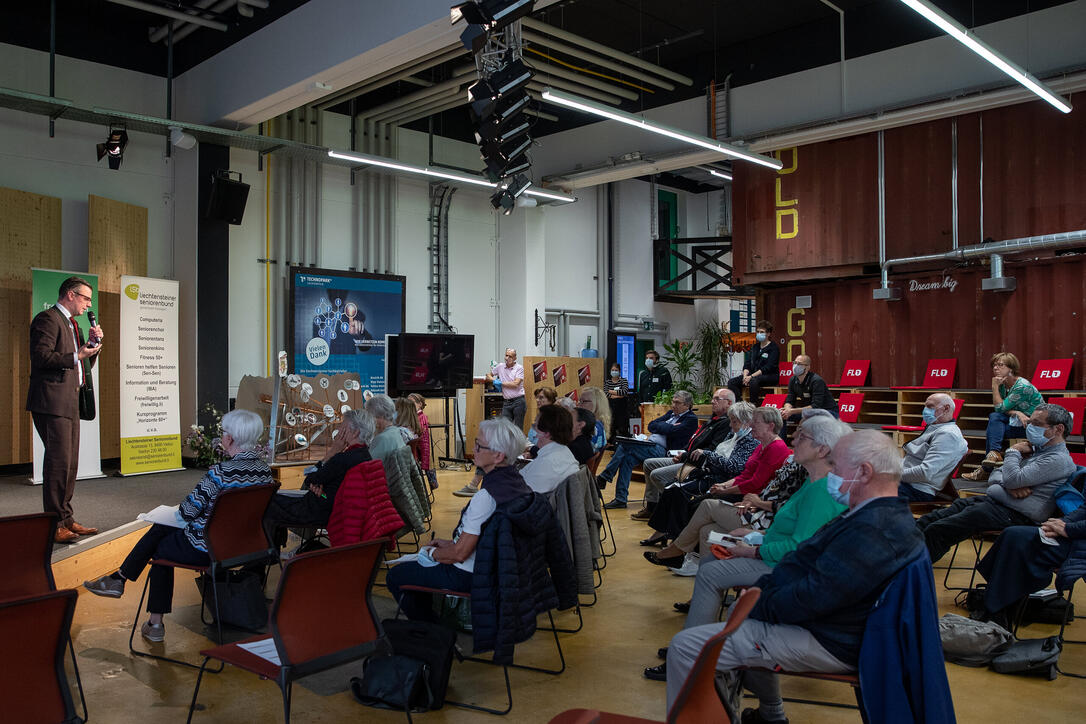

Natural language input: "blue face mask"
[921,407,937,424]
[755,333,767,343]
[1026,424,1049,448]
[825,472,853,506]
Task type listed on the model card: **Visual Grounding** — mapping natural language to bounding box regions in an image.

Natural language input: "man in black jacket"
[726,320,779,406]
[638,349,673,403]
[632,388,735,520]
[780,354,839,421]
[664,430,925,723]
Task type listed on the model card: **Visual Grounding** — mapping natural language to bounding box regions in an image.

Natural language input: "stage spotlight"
[488,58,533,97]
[475,116,529,145]
[96,128,128,170]
[505,173,532,199]
[470,89,529,125]
[483,152,531,183]
[451,1,535,31]
[490,188,516,215]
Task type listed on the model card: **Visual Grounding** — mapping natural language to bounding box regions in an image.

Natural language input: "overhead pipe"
[368,87,466,124]
[315,46,466,111]
[395,97,471,127]
[530,60,640,101]
[522,18,692,86]
[526,80,622,106]
[356,75,473,122]
[522,29,676,91]
[152,0,239,45]
[817,0,846,113]
[109,0,229,31]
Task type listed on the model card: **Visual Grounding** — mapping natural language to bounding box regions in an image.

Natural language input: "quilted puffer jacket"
[383,445,431,534]
[470,493,578,664]
[326,460,405,548]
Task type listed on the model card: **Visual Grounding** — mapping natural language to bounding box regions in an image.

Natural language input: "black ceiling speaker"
[206,170,250,225]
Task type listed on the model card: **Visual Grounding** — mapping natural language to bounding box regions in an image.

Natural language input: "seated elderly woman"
[962,352,1044,483]
[365,393,407,462]
[577,386,611,453]
[262,409,374,548]
[642,405,789,548]
[84,409,273,642]
[647,409,835,572]
[643,414,852,681]
[386,418,533,621]
[521,405,580,494]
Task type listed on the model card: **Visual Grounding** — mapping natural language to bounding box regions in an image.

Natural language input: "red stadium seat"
[777,366,794,386]
[837,393,865,424]
[891,358,956,390]
[829,359,871,388]
[761,394,787,409]
[1047,397,1085,436]
[1032,358,1073,391]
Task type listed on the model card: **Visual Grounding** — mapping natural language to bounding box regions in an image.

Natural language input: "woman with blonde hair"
[577,386,611,452]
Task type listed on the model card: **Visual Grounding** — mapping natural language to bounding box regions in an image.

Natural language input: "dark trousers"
[120,524,209,614]
[263,492,330,548]
[916,496,1032,563]
[386,560,473,622]
[32,412,80,528]
[897,483,937,502]
[608,396,629,441]
[726,373,779,407]
[501,395,527,431]
[976,525,1073,613]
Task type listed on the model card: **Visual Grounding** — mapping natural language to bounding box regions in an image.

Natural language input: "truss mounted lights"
[470,88,529,124]
[540,88,783,170]
[96,127,128,170]
[897,0,1071,113]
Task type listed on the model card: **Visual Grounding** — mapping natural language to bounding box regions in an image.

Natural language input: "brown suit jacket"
[26,306,95,420]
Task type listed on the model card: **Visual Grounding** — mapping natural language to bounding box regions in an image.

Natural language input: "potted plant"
[661,339,697,394]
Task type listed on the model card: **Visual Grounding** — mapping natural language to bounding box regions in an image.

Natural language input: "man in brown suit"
[27,276,104,543]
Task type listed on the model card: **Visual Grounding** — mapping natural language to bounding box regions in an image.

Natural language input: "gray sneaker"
[452,484,478,497]
[141,621,165,643]
[668,553,700,577]
[84,575,124,598]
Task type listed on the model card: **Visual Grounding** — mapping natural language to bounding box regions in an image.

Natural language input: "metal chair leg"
[67,636,88,723]
[538,605,583,634]
[445,664,512,716]
[185,656,213,723]
[129,572,224,672]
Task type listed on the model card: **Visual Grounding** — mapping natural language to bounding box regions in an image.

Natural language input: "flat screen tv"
[386,333,475,395]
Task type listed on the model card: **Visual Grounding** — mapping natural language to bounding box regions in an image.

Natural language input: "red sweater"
[731,438,791,495]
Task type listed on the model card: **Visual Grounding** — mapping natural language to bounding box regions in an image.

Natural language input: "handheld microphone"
[86,310,100,347]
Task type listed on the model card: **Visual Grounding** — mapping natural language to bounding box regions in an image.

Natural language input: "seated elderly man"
[917,403,1076,563]
[897,393,969,502]
[520,405,579,494]
[365,393,407,462]
[262,409,374,547]
[597,390,699,509]
[780,354,838,421]
[634,388,736,521]
[664,430,925,723]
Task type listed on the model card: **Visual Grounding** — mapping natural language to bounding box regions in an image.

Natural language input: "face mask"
[921,407,937,424]
[792,364,806,377]
[742,532,765,546]
[645,358,655,369]
[755,333,767,343]
[826,472,853,506]
[735,425,751,438]
[611,370,620,377]
[1026,424,1049,448]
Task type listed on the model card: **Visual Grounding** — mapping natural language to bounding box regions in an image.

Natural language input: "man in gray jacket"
[917,403,1076,562]
[898,393,969,501]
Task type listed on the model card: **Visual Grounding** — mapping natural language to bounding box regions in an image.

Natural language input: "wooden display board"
[523,355,606,431]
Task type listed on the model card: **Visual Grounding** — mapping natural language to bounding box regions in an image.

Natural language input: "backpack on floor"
[937,613,1013,667]
[990,636,1062,680]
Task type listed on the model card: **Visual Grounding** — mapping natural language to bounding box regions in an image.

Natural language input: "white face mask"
[611,369,620,377]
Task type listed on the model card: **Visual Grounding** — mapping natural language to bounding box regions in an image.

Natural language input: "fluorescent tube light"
[898,0,1071,113]
[327,149,576,203]
[540,87,783,169]
[707,169,732,181]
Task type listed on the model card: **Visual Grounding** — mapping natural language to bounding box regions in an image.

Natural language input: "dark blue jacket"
[858,552,957,724]
[470,493,577,663]
[1055,503,1086,590]
[647,409,699,451]
[749,496,925,666]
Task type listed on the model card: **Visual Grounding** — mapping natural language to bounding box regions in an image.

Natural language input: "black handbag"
[78,371,96,421]
[351,654,433,717]
[196,570,268,631]
[379,618,457,708]
[990,636,1062,680]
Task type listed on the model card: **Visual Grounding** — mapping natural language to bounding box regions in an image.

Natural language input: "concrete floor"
[66,462,1086,723]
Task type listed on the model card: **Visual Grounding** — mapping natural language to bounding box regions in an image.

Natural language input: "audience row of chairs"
[776,357,1076,391]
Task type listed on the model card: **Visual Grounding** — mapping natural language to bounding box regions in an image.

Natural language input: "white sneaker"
[669,552,700,577]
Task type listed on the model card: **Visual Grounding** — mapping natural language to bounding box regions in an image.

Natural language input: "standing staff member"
[486,348,527,430]
[638,350,672,403]
[26,276,104,543]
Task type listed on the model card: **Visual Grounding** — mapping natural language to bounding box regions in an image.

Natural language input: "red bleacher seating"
[891,358,957,390]
[1032,358,1073,391]
[778,366,794,386]
[882,398,963,433]
[762,394,787,409]
[829,359,871,388]
[1047,397,1085,437]
[1071,452,1086,467]
[837,392,865,424]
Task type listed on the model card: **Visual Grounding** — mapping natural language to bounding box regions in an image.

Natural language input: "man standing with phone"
[27,276,104,543]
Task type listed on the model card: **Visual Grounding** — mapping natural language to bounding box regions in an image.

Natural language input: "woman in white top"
[386,417,532,621]
[521,405,580,494]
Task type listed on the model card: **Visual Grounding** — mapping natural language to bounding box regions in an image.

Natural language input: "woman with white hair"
[365,393,406,462]
[387,418,533,621]
[84,409,273,642]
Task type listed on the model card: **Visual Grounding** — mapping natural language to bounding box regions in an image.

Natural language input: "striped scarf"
[180,450,273,551]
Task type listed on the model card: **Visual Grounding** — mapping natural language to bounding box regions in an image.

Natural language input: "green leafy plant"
[694,320,733,396]
[653,389,674,406]
[185,403,225,468]
[661,338,697,395]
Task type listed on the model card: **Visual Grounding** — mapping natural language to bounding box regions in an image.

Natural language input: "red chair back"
[950,398,964,421]
[668,588,761,724]
[270,540,386,674]
[1032,358,1073,391]
[761,394,787,409]
[922,358,956,388]
[586,450,604,475]
[1047,397,1085,436]
[204,482,280,567]
[837,393,865,424]
[0,513,57,601]
[836,359,871,387]
[777,366,793,385]
[0,589,78,723]
[1071,452,1086,467]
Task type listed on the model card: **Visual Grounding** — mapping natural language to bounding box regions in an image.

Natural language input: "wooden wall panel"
[0,187,62,290]
[88,194,147,294]
[0,288,33,464]
[884,119,954,259]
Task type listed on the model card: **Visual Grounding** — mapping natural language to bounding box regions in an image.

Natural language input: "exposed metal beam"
[522,29,675,91]
[314,46,466,111]
[107,0,229,31]
[531,59,639,101]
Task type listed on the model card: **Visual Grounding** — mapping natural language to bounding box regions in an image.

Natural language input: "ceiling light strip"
[540,88,782,169]
[898,0,1071,113]
[327,149,575,203]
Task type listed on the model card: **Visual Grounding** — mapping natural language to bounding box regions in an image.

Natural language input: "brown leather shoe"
[55,526,79,544]
[69,522,99,536]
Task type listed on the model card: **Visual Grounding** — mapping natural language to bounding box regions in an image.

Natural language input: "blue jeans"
[599,442,667,503]
[386,560,473,622]
[985,411,1024,453]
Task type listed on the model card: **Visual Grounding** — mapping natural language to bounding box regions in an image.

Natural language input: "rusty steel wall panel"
[884,119,954,259]
[982,101,1086,241]
[956,113,983,246]
[733,134,879,284]
[761,255,1086,390]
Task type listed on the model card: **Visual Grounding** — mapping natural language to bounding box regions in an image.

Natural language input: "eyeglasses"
[72,291,92,302]
[474,440,492,452]
[792,430,812,444]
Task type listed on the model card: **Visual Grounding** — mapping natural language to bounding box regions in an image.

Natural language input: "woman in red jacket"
[408,393,437,490]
